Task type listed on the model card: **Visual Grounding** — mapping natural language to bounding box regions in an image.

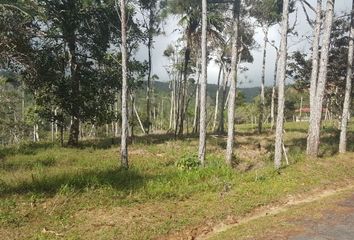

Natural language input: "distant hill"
[153,81,260,103]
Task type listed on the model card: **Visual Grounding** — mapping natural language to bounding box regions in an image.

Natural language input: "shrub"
[175,154,200,170]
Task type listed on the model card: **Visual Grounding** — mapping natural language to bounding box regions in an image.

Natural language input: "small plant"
[175,154,200,170]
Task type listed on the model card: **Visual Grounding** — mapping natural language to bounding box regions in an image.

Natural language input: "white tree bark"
[169,79,174,130]
[130,94,146,134]
[193,76,200,133]
[192,58,201,133]
[212,64,223,132]
[339,0,354,153]
[198,0,207,165]
[226,1,240,166]
[270,44,279,130]
[308,0,322,111]
[274,0,290,169]
[218,67,229,133]
[120,0,129,168]
[307,0,335,157]
[259,26,269,134]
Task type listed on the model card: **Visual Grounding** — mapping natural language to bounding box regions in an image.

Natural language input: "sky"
[135,0,351,88]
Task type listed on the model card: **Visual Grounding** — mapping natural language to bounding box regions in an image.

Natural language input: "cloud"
[135,0,351,87]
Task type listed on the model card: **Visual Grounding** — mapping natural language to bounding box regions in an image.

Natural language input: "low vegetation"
[1,121,353,239]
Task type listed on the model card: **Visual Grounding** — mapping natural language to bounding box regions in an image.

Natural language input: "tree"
[138,0,163,134]
[198,0,207,165]
[269,41,280,130]
[307,0,335,157]
[288,16,352,123]
[165,0,224,136]
[120,0,129,168]
[339,0,354,153]
[274,0,290,169]
[226,0,241,166]
[249,0,283,134]
[308,0,322,118]
[215,20,255,134]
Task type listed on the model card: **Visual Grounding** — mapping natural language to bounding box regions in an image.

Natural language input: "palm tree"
[165,0,224,136]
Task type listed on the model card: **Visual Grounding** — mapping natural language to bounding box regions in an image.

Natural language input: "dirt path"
[288,193,354,240]
[196,185,354,240]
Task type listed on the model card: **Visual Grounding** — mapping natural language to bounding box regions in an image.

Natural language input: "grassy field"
[1,121,354,239]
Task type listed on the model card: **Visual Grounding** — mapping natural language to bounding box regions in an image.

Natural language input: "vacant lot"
[1,121,354,239]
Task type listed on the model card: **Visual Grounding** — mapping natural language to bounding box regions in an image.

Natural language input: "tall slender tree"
[308,0,322,115]
[138,0,162,134]
[339,0,354,153]
[274,0,290,169]
[198,0,207,165]
[269,42,279,130]
[249,0,283,134]
[226,0,241,166]
[120,0,129,168]
[307,0,335,157]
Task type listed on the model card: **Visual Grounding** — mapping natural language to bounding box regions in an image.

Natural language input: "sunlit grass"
[0,120,353,239]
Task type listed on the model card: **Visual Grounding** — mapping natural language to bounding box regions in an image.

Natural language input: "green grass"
[0,121,354,239]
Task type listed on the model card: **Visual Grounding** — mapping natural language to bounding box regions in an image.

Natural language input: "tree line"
[0,0,353,169]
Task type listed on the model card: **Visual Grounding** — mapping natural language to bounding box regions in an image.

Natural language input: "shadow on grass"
[0,133,195,159]
[0,167,153,196]
[78,133,202,149]
[0,142,56,159]
[288,131,354,157]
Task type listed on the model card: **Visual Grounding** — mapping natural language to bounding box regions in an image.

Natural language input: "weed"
[175,153,201,170]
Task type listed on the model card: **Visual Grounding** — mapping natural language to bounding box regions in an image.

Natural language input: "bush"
[175,154,200,170]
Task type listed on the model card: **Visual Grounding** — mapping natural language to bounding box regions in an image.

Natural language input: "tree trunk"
[51,108,55,142]
[270,85,276,129]
[218,67,229,133]
[115,93,119,137]
[213,64,223,132]
[131,94,146,134]
[146,8,154,134]
[274,0,290,169]
[169,79,174,130]
[226,1,240,166]
[307,0,335,157]
[192,74,200,134]
[308,0,322,117]
[299,96,303,121]
[198,0,208,165]
[120,0,129,168]
[54,108,58,139]
[67,37,80,146]
[130,93,134,138]
[60,123,64,147]
[270,47,279,130]
[160,99,164,130]
[174,67,179,133]
[339,0,354,153]
[175,68,182,136]
[258,26,269,134]
[178,32,192,136]
[22,81,25,121]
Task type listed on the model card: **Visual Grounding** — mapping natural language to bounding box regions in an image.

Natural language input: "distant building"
[295,107,327,122]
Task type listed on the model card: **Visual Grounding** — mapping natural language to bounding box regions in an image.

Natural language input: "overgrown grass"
[0,121,353,239]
